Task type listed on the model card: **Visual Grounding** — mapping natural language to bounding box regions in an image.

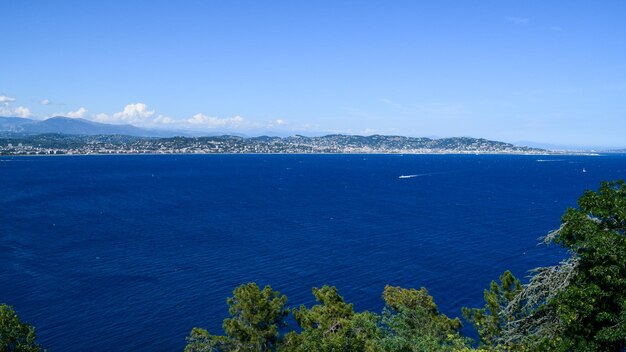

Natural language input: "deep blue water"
[1,154,625,351]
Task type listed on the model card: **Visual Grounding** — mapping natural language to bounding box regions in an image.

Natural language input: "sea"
[1,153,624,351]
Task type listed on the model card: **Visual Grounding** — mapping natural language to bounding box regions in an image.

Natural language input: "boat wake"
[399,171,449,179]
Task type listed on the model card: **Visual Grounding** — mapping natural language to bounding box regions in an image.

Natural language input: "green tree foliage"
[464,180,626,351]
[462,271,522,349]
[550,180,626,351]
[192,284,471,352]
[280,285,381,352]
[376,286,469,351]
[0,304,42,352]
[184,283,288,352]
[495,256,578,350]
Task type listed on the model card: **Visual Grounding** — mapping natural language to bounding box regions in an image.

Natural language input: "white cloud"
[0,95,31,117]
[93,113,109,121]
[66,107,88,118]
[0,97,289,133]
[152,114,175,125]
[187,113,247,128]
[265,118,289,129]
[94,103,155,124]
[0,95,16,104]
[548,26,563,32]
[0,105,30,118]
[115,103,155,121]
[505,16,529,25]
[16,107,31,117]
[20,100,301,133]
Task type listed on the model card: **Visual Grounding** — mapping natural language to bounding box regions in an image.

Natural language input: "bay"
[1,154,624,351]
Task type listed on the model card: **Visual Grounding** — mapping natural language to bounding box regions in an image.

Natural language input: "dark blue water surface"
[1,154,625,351]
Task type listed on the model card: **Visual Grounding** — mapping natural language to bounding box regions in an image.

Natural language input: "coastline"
[0,151,603,157]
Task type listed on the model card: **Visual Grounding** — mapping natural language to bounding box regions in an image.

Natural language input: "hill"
[0,133,549,155]
[0,116,171,137]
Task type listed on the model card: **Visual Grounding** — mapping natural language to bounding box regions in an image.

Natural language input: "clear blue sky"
[2,1,625,146]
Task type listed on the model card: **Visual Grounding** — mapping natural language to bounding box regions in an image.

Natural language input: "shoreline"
[0,151,603,158]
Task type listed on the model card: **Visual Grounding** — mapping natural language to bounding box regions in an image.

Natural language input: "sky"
[1,1,625,147]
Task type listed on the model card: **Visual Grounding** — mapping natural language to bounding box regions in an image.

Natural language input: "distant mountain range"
[0,116,253,138]
[0,116,168,137]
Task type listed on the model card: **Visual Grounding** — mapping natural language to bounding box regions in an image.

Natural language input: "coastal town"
[0,133,551,155]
